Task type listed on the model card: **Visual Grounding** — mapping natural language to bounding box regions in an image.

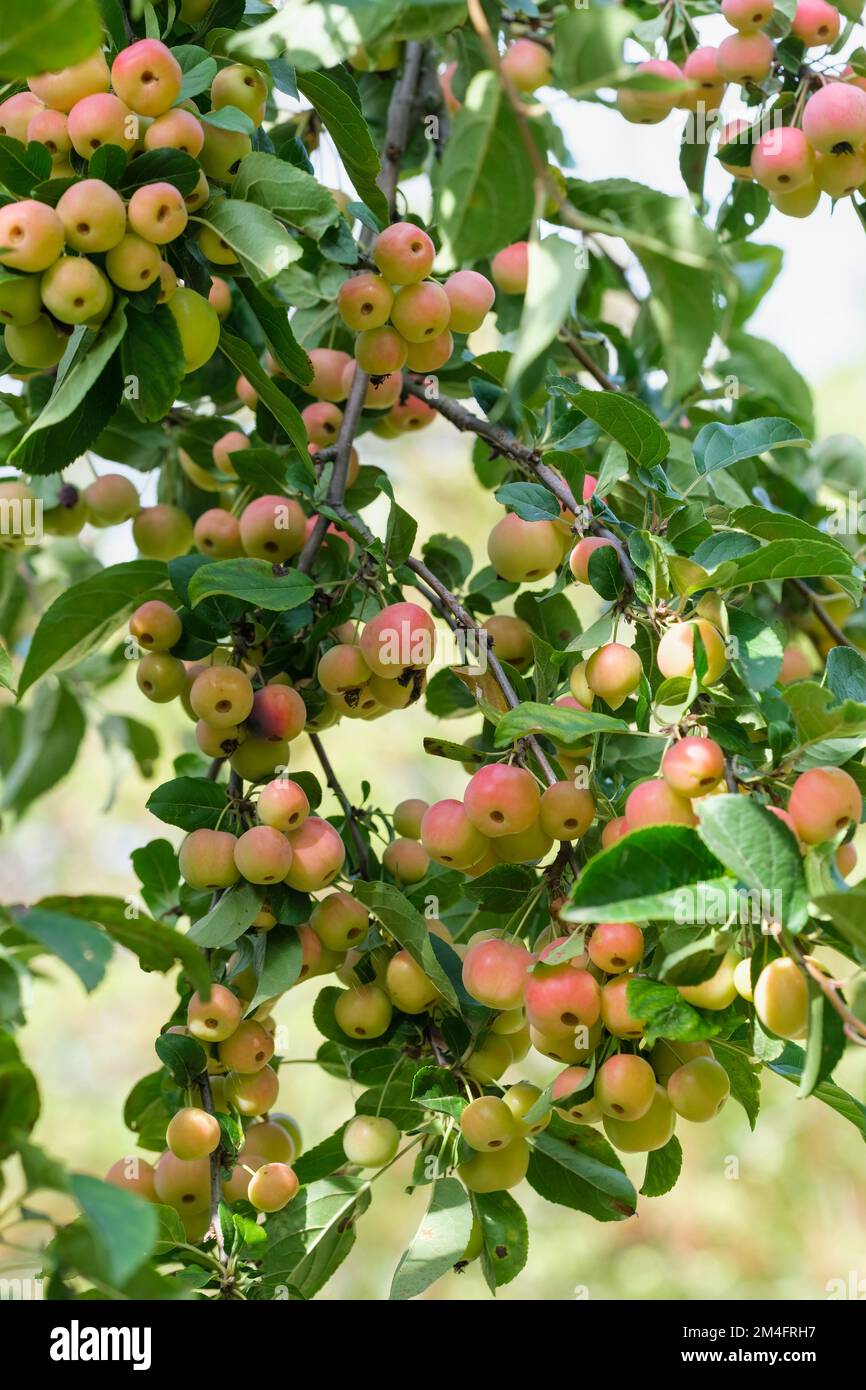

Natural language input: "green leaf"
[121,304,186,423]
[711,1042,761,1129]
[219,328,309,455]
[825,647,866,703]
[296,69,386,222]
[494,481,559,523]
[154,1032,208,1087]
[463,864,537,913]
[473,1190,529,1290]
[236,280,312,385]
[18,559,168,696]
[131,839,180,920]
[12,907,112,992]
[552,5,634,90]
[768,1043,866,1143]
[626,978,738,1047]
[0,1059,40,1158]
[0,640,15,696]
[258,1176,372,1299]
[695,795,808,930]
[557,384,669,468]
[187,882,265,948]
[194,200,301,286]
[640,1135,682,1197]
[118,148,202,197]
[527,1118,637,1221]
[437,70,537,264]
[249,923,303,1009]
[694,417,808,475]
[0,680,84,815]
[0,0,103,79]
[68,1173,157,1286]
[494,701,628,748]
[389,1178,472,1300]
[506,235,585,396]
[353,881,459,1008]
[0,135,51,195]
[724,331,814,437]
[782,681,866,749]
[292,1124,350,1184]
[727,608,784,691]
[188,557,315,612]
[145,775,228,833]
[172,43,218,102]
[813,887,866,954]
[564,826,728,923]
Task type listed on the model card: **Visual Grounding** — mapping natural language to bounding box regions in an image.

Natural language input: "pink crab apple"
[233,825,293,884]
[487,511,563,583]
[308,347,352,401]
[716,32,775,84]
[600,975,646,1039]
[803,82,866,152]
[111,39,182,117]
[722,0,775,28]
[585,642,642,709]
[154,1152,211,1213]
[227,1065,280,1116]
[657,618,727,685]
[501,38,552,92]
[601,816,629,848]
[40,256,112,325]
[28,51,110,111]
[67,93,137,157]
[792,0,841,46]
[681,47,726,111]
[751,126,814,192]
[388,396,437,431]
[257,778,310,835]
[390,280,451,343]
[587,921,644,974]
[128,181,189,244]
[661,736,725,797]
[490,241,529,294]
[595,1053,656,1120]
[0,93,44,143]
[337,272,394,330]
[218,1019,275,1073]
[443,270,495,332]
[481,614,533,670]
[421,799,490,869]
[187,982,243,1041]
[625,778,697,829]
[462,935,532,1010]
[247,1163,298,1213]
[167,1106,220,1160]
[359,601,436,678]
[84,473,139,525]
[814,151,866,197]
[524,944,601,1038]
[538,781,595,840]
[551,1066,602,1124]
[464,764,542,838]
[105,1156,158,1201]
[354,326,408,375]
[194,508,243,558]
[27,107,72,162]
[372,222,435,283]
[0,200,64,274]
[212,430,249,477]
[569,536,616,583]
[788,766,862,844]
[382,837,430,884]
[285,816,346,891]
[310,892,368,951]
[719,119,756,180]
[247,685,306,743]
[393,798,429,838]
[179,828,241,890]
[129,599,182,652]
[144,107,204,155]
[239,494,305,560]
[616,60,683,124]
[302,401,343,446]
[405,331,453,372]
[317,643,373,694]
[55,180,126,254]
[190,666,254,728]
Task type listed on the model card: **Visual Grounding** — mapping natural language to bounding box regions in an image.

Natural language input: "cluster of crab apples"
[617,0,866,216]
[0,36,273,369]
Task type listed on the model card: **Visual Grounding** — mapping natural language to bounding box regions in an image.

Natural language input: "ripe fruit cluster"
[313,601,437,725]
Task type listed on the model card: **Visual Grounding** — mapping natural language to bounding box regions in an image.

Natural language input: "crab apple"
[111,39,182,117]
[248,1162,298,1213]
[563,665,591,712]
[230,736,291,782]
[662,736,725,798]
[382,838,430,886]
[0,274,42,329]
[393,798,429,839]
[490,241,529,296]
[257,780,309,839]
[227,1065,280,1116]
[343,1114,400,1167]
[789,766,861,844]
[211,63,268,123]
[27,107,71,163]
[337,271,394,330]
[769,180,820,216]
[625,779,696,830]
[84,473,139,525]
[167,1106,220,1161]
[421,799,489,870]
[39,256,111,326]
[154,1151,211,1212]
[194,508,243,559]
[751,127,814,192]
[479,615,531,672]
[650,1038,712,1084]
[588,922,644,975]
[390,280,451,344]
[211,430,249,477]
[718,119,756,180]
[524,955,601,1038]
[28,49,110,110]
[680,47,725,111]
[604,1084,676,1153]
[247,685,306,743]
[460,1136,529,1193]
[302,401,343,447]
[667,1056,730,1122]
[792,0,840,44]
[594,1054,656,1123]
[129,599,182,653]
[317,643,373,694]
[465,1032,513,1084]
[144,106,204,156]
[233,825,293,885]
[359,601,436,678]
[55,179,125,255]
[539,782,595,841]
[0,93,44,144]
[530,1021,594,1064]
[353,325,407,375]
[67,92,136,157]
[405,330,453,372]
[104,233,161,294]
[616,59,683,123]
[585,642,643,710]
[0,200,64,275]
[166,285,220,373]
[197,225,238,266]
[440,269,494,334]
[285,816,346,891]
[460,1095,518,1152]
[236,373,258,409]
[803,82,866,153]
[136,652,186,703]
[132,504,193,561]
[308,347,352,402]
[464,764,542,839]
[335,983,393,1039]
[755,958,809,1038]
[243,1119,296,1164]
[385,949,440,1013]
[462,935,532,1010]
[817,148,866,198]
[487,511,563,583]
[186,983,243,1043]
[502,1082,549,1137]
[600,974,646,1039]
[722,0,774,27]
[105,1156,157,1201]
[678,949,739,1010]
[128,181,188,244]
[239,494,305,560]
[836,841,858,877]
[551,1066,601,1124]
[218,1018,275,1073]
[190,666,255,728]
[372,221,435,283]
[569,536,615,584]
[657,619,727,685]
[501,38,551,92]
[195,720,244,758]
[179,828,241,892]
[491,820,553,864]
[310,892,368,952]
[716,31,775,83]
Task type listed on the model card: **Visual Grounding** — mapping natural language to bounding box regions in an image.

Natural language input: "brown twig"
[308,732,372,877]
[558,330,618,393]
[378,40,427,218]
[789,578,857,650]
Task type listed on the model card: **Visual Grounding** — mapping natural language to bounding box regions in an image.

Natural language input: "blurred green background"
[1,361,865,1303]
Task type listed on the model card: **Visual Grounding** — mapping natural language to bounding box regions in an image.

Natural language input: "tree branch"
[788,578,857,650]
[559,330,618,393]
[308,732,372,876]
[378,41,427,218]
